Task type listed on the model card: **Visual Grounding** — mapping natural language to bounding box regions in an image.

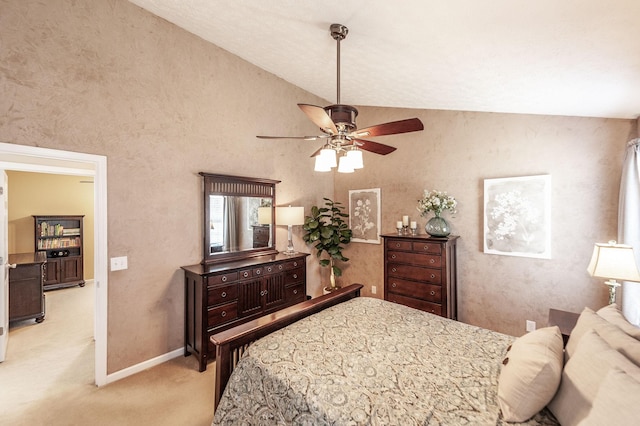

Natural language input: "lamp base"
[281,249,298,256]
[604,280,621,305]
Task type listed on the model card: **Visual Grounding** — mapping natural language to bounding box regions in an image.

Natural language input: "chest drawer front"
[207,272,238,286]
[388,263,442,284]
[282,259,303,270]
[207,302,238,327]
[239,267,264,280]
[411,242,442,255]
[386,240,412,251]
[285,267,304,285]
[388,293,442,316]
[285,283,305,303]
[387,251,442,268]
[387,278,442,303]
[207,283,238,306]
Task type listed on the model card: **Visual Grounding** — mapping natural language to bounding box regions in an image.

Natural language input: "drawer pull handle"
[430,259,435,264]
[430,274,436,279]
[293,262,298,267]
[392,268,397,273]
[221,292,227,298]
[431,309,435,313]
[392,282,397,288]
[221,276,227,282]
[395,243,401,247]
[279,265,283,270]
[430,291,435,296]
[221,311,227,317]
[293,289,298,294]
[424,245,429,250]
[391,254,396,259]
[293,274,298,279]
[256,270,261,275]
[267,267,272,272]
[243,272,249,278]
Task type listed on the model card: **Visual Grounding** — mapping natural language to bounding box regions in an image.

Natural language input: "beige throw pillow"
[597,303,640,340]
[565,307,640,366]
[578,368,640,425]
[497,326,564,422]
[548,330,640,426]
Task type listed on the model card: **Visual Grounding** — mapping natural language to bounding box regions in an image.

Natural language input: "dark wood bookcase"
[33,215,85,290]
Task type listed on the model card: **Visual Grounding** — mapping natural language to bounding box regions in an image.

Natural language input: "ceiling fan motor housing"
[325,104,358,132]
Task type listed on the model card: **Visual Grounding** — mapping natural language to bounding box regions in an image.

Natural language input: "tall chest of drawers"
[381,234,458,320]
[181,252,308,371]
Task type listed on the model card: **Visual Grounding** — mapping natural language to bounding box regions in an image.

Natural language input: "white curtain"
[619,137,640,325]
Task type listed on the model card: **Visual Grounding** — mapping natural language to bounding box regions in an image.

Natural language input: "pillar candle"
[402,215,409,226]
[396,221,403,228]
[410,221,417,229]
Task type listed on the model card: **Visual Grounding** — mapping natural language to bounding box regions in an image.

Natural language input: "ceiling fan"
[257,24,424,172]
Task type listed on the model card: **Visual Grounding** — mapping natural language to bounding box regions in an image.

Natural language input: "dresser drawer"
[285,283,305,303]
[282,259,304,270]
[387,263,442,284]
[411,242,442,255]
[388,293,442,316]
[207,302,238,327]
[387,278,442,303]
[239,267,264,280]
[207,272,238,285]
[206,283,238,306]
[284,267,304,285]
[387,251,441,268]
[386,239,412,251]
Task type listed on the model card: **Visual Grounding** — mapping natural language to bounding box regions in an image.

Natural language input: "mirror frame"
[200,172,280,265]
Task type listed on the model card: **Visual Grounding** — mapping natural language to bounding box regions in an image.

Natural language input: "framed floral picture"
[484,175,551,259]
[349,188,381,244]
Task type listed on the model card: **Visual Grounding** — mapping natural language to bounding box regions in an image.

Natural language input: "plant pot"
[323,285,342,295]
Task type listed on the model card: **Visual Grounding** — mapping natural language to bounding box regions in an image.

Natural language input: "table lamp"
[587,240,640,305]
[276,206,305,255]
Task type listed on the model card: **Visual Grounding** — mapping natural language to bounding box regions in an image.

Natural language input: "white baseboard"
[103,347,183,385]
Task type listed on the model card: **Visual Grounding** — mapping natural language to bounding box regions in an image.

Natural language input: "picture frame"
[483,174,551,259]
[349,188,381,244]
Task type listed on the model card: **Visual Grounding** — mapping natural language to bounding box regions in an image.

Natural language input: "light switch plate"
[110,256,128,271]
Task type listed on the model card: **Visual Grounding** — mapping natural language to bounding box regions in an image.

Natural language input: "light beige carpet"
[0,281,216,426]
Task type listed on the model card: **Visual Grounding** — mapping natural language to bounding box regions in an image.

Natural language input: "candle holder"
[410,227,417,236]
[397,225,403,235]
[402,225,409,235]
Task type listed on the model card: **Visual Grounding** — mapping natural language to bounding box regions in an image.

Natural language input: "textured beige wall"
[336,107,635,336]
[0,0,332,373]
[6,171,95,279]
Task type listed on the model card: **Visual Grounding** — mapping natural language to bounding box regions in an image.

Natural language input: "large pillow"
[565,307,640,366]
[596,303,640,340]
[578,367,640,425]
[497,326,564,422]
[548,330,640,426]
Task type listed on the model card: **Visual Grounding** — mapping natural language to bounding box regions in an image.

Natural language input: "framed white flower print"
[349,188,381,244]
[484,175,551,259]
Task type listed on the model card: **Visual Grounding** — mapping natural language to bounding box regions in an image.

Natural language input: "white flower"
[417,190,457,217]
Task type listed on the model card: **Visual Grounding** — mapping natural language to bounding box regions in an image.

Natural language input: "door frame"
[0,142,108,386]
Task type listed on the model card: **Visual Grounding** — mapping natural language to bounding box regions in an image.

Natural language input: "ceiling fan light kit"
[258,24,424,173]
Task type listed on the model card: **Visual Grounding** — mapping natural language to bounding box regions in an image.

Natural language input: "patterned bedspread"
[212,297,559,425]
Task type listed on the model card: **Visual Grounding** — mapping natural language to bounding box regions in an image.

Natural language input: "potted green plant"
[302,198,353,293]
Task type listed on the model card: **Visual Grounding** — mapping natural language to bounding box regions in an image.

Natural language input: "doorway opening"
[0,142,108,386]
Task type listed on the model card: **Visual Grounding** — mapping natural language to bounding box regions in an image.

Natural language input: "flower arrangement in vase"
[417,190,457,237]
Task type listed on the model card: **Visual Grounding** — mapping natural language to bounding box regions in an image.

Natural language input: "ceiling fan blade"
[298,104,338,135]
[353,139,397,155]
[257,135,325,141]
[351,118,424,138]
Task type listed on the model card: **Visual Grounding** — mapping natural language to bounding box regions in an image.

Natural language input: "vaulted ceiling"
[129,0,640,119]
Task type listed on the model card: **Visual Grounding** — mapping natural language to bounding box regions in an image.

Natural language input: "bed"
[211,284,640,425]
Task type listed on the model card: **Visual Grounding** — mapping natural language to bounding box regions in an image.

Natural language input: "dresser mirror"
[200,172,280,264]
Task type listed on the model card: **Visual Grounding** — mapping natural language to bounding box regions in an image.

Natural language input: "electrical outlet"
[371,285,377,295]
[526,320,536,332]
[110,256,128,271]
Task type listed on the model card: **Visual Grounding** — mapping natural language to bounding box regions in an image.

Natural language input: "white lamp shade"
[257,207,272,224]
[346,149,363,169]
[276,206,305,226]
[587,242,640,282]
[314,155,332,172]
[337,154,354,173]
[319,147,337,168]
